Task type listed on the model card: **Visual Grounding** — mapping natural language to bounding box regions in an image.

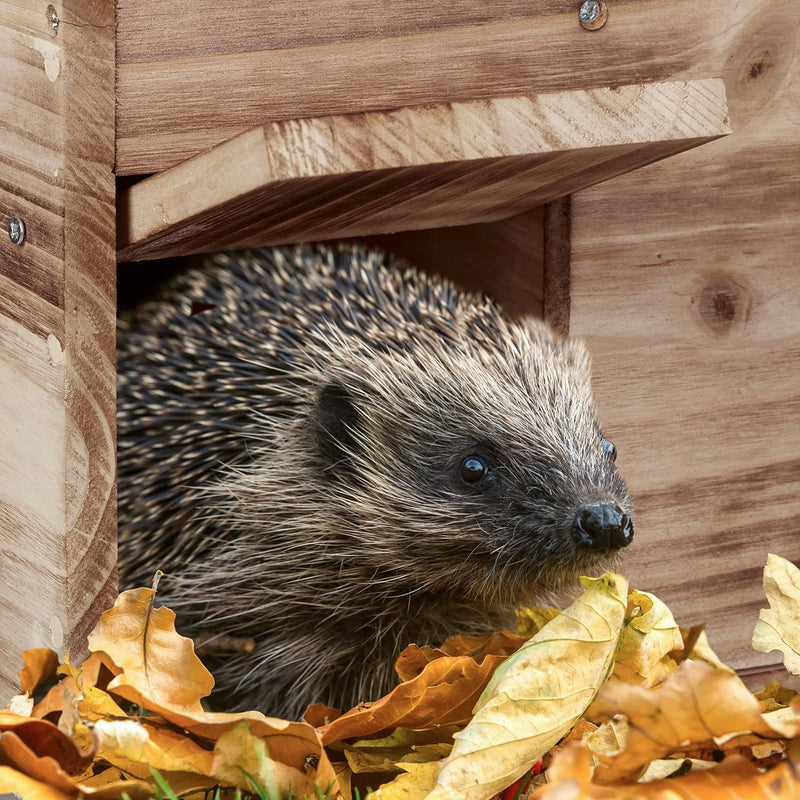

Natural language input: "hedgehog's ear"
[315,381,363,472]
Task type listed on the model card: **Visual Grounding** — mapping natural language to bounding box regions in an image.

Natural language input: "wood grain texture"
[116,0,731,176]
[360,208,546,319]
[567,0,800,685]
[117,79,730,261]
[0,0,116,700]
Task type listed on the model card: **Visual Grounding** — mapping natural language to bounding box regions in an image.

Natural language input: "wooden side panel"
[0,0,116,699]
[115,0,740,175]
[117,80,730,262]
[568,0,800,683]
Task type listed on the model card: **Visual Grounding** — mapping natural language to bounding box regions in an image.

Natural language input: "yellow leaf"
[86,587,338,794]
[428,572,628,800]
[675,625,733,672]
[371,760,440,800]
[588,659,800,782]
[752,553,800,675]
[92,718,214,778]
[515,606,562,638]
[86,587,214,713]
[210,720,317,797]
[612,590,683,687]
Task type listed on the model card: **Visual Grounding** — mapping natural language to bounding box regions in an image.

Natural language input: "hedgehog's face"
[313,323,632,607]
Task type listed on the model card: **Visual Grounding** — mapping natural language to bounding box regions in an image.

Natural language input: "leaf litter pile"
[2,554,800,799]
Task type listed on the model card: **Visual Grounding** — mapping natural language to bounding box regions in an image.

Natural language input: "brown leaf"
[318,653,505,745]
[19,649,60,695]
[587,659,800,782]
[533,742,800,799]
[0,712,92,774]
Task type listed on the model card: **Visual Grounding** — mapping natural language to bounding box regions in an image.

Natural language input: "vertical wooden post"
[0,0,116,699]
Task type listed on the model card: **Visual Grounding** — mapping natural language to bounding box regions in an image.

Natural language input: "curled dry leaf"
[427,573,629,800]
[395,632,525,682]
[612,590,683,687]
[19,648,60,695]
[318,653,506,745]
[752,553,800,676]
[0,765,73,800]
[0,712,92,774]
[588,659,800,782]
[85,587,338,798]
[87,587,214,713]
[533,742,800,800]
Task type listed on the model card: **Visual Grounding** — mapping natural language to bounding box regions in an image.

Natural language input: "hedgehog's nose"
[573,503,633,550]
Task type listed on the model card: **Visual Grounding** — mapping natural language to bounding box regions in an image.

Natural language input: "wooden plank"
[117,79,730,262]
[116,0,573,63]
[360,208,546,319]
[568,0,800,685]
[115,0,736,175]
[0,0,116,700]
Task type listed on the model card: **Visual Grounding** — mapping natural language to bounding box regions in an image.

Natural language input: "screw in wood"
[8,217,26,245]
[46,4,59,36]
[579,0,608,30]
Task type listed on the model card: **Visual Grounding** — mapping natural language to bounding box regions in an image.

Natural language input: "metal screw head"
[8,217,26,245]
[579,0,608,30]
[46,4,59,36]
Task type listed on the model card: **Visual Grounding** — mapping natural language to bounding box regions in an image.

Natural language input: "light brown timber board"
[0,1,116,699]
[117,80,730,261]
[567,0,800,685]
[359,208,546,319]
[117,0,736,175]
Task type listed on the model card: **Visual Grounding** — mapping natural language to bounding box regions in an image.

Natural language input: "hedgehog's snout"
[572,502,633,551]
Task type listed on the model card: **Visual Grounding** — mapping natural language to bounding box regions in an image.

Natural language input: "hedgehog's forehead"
[338,328,595,426]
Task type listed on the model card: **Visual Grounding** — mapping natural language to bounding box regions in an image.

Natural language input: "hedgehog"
[116,243,633,719]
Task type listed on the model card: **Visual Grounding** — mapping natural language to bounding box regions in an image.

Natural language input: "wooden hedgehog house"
[0,0,798,702]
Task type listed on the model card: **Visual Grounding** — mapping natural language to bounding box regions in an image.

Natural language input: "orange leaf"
[587,660,800,782]
[19,649,60,696]
[319,653,505,745]
[87,587,214,713]
[395,633,523,682]
[0,766,72,800]
[86,588,339,796]
[0,712,92,774]
[533,743,800,799]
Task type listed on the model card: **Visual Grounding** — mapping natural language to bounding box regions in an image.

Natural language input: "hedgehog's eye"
[460,455,489,484]
[601,438,617,462]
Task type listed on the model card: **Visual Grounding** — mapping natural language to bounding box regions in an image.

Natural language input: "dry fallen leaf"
[533,741,800,799]
[84,586,339,798]
[19,648,60,696]
[87,587,214,713]
[752,553,800,676]
[428,572,629,800]
[588,658,800,782]
[318,653,505,744]
[612,589,683,687]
